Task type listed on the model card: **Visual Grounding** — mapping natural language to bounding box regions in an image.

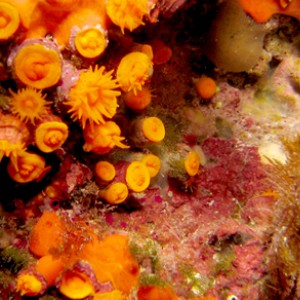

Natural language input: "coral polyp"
[0,2,20,41]
[9,88,50,124]
[83,121,129,154]
[0,113,29,161]
[106,0,149,33]
[65,66,121,128]
[1,1,300,299]
[11,42,62,89]
[117,52,153,94]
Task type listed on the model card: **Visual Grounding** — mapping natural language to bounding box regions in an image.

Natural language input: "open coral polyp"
[106,0,149,33]
[65,66,120,129]
[15,270,47,297]
[10,87,50,124]
[0,113,29,161]
[117,52,153,94]
[83,121,129,154]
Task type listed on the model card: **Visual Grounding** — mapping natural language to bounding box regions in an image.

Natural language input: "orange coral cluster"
[239,0,300,23]
[17,211,140,298]
[4,0,154,49]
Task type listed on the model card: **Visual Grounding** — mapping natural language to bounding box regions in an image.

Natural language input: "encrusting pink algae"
[0,0,300,299]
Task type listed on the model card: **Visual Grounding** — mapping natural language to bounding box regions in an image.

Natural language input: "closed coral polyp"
[35,121,69,153]
[142,116,165,143]
[125,161,150,192]
[0,2,20,40]
[117,52,153,94]
[10,88,50,124]
[184,151,201,176]
[13,44,62,89]
[99,182,129,204]
[65,66,120,128]
[95,160,116,184]
[124,86,152,110]
[83,121,129,154]
[75,27,108,59]
[59,269,95,300]
[195,76,217,100]
[141,153,161,178]
[106,0,148,33]
[7,152,47,183]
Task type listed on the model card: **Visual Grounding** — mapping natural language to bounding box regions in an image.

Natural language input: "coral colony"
[1,0,300,299]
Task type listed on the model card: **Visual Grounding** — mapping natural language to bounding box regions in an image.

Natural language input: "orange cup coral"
[0,2,20,41]
[75,26,108,59]
[35,120,69,153]
[141,153,161,178]
[195,76,217,100]
[117,52,153,94]
[7,151,48,183]
[58,265,96,299]
[184,151,201,176]
[65,66,120,129]
[0,113,29,161]
[124,86,152,110]
[15,270,47,297]
[239,0,300,23]
[125,161,151,192]
[142,116,165,143]
[99,182,129,204]
[12,42,62,89]
[106,0,149,33]
[9,87,50,124]
[95,160,116,185]
[83,121,129,154]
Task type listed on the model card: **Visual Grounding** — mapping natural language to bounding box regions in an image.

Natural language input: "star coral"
[65,66,120,129]
[106,0,149,33]
[0,2,20,41]
[117,52,153,94]
[9,87,50,124]
[83,121,129,154]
